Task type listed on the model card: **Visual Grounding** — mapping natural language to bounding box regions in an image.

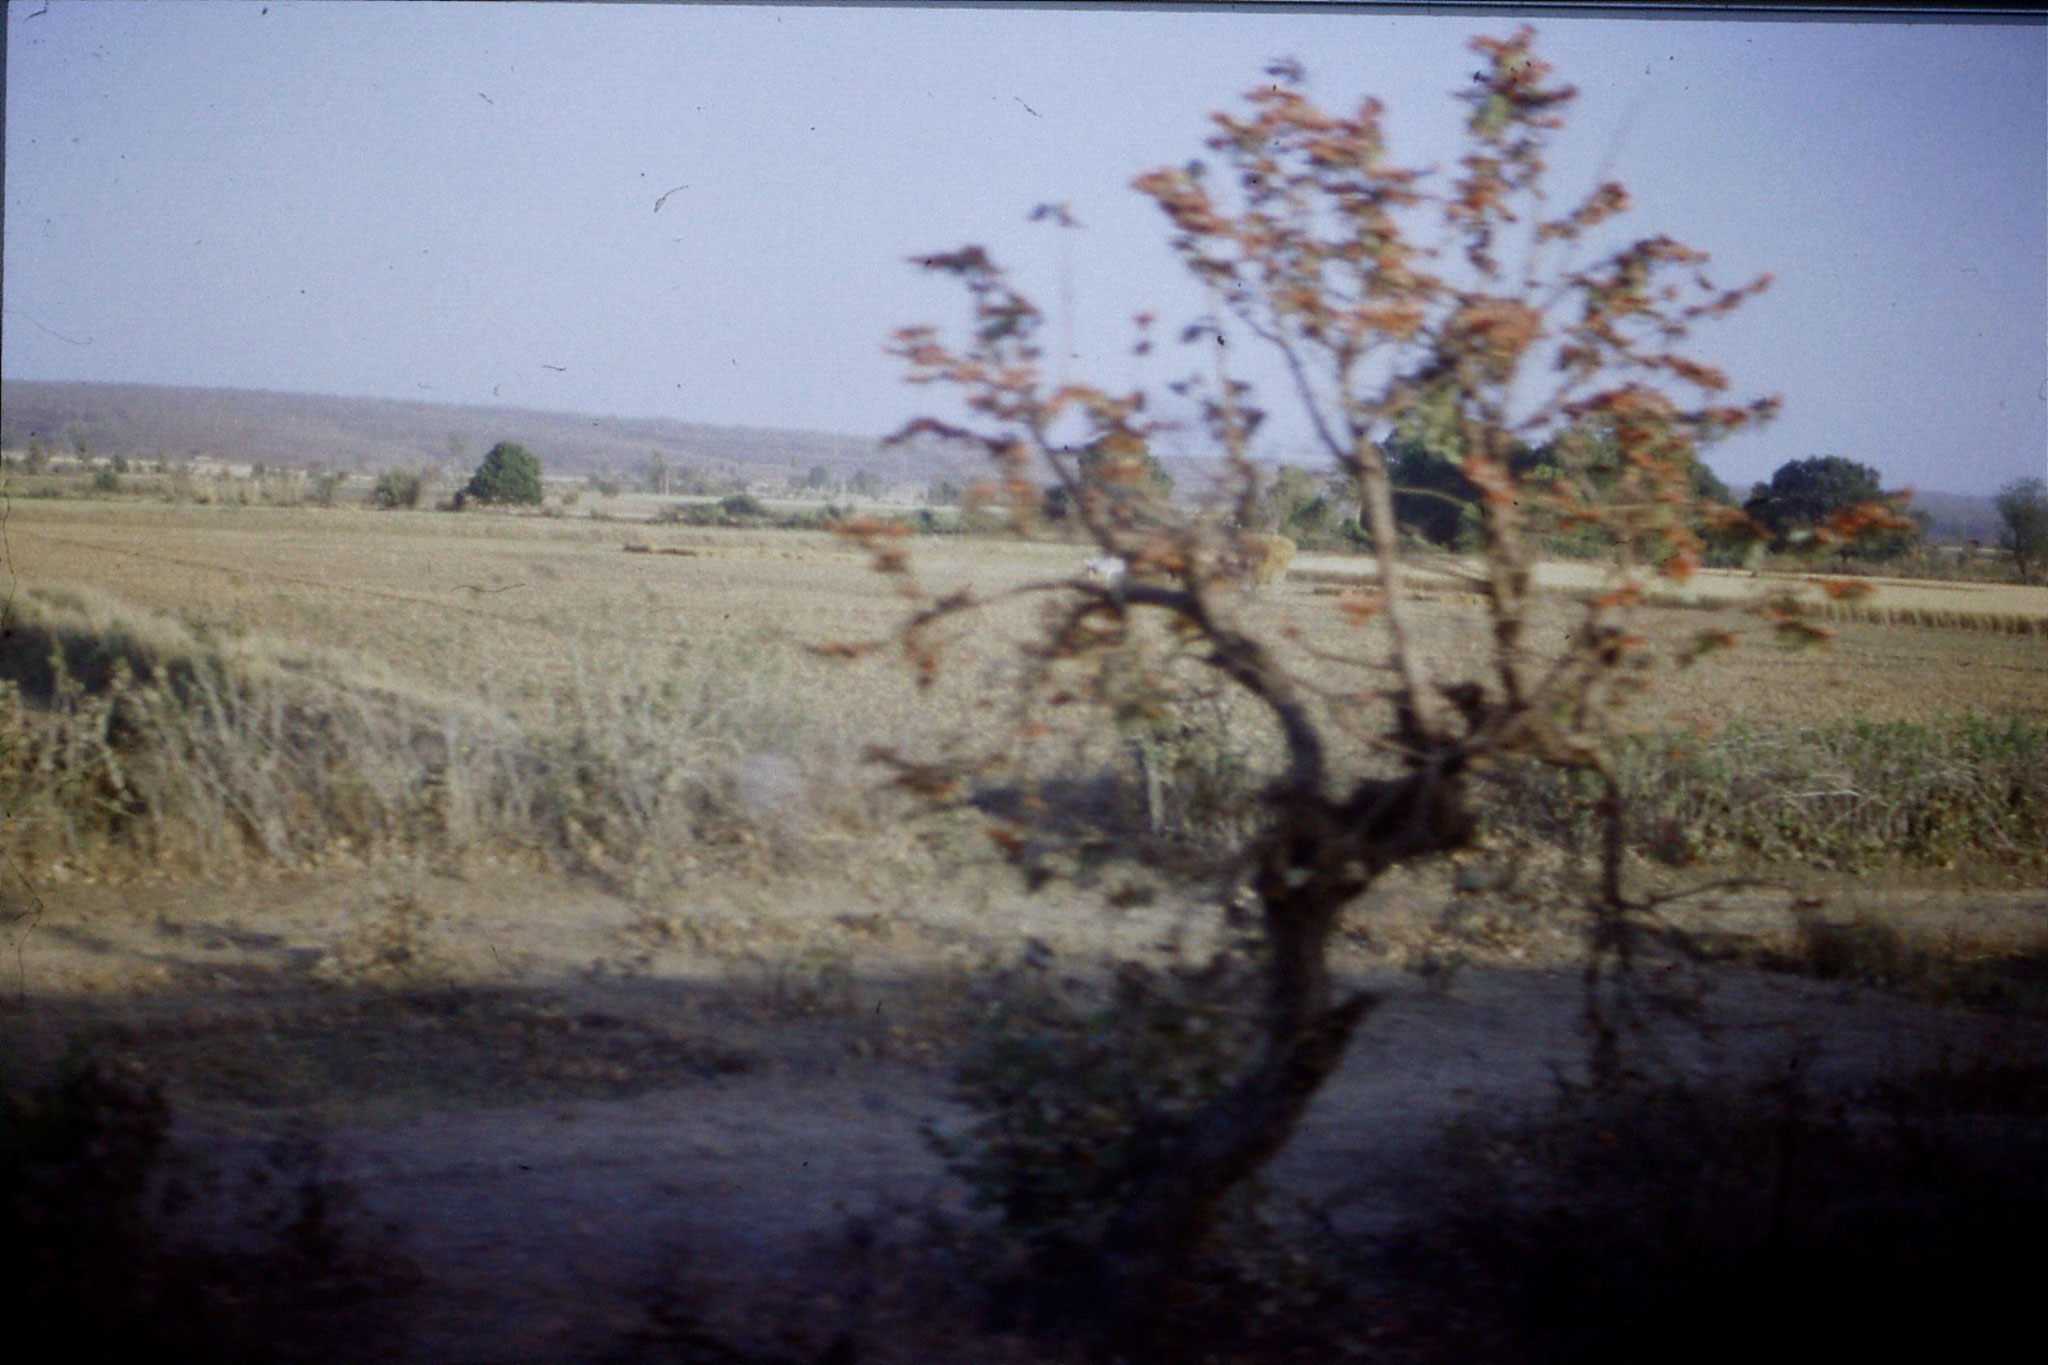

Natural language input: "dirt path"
[257,1071,954,1363]
[8,868,2044,1362]
[149,962,2045,1364]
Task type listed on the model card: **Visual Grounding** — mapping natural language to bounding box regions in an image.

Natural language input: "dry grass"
[5,500,2045,893]
[0,577,883,888]
[1295,552,2048,634]
[1482,713,2048,870]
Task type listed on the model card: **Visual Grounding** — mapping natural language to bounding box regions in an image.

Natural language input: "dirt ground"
[6,858,2045,1364]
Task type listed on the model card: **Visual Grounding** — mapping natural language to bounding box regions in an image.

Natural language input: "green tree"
[1387,432,1484,549]
[1995,476,2048,584]
[1743,456,1885,543]
[464,441,545,506]
[1390,414,1734,558]
[1691,458,1734,507]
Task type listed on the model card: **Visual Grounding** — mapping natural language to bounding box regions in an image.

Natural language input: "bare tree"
[835,28,1794,1348]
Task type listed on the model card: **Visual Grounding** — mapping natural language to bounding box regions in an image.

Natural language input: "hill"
[0,380,981,488]
[1,381,2014,535]
[1907,488,2007,545]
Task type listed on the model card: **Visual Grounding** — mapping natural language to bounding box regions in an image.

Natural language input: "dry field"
[1297,551,2048,631]
[4,498,2045,1363]
[11,501,2046,727]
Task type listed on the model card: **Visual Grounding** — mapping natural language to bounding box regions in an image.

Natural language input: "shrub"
[652,494,781,527]
[1487,712,2048,870]
[1405,1062,2048,1363]
[926,939,1264,1277]
[1388,433,1485,549]
[463,441,544,506]
[369,468,424,509]
[2,1050,413,1362]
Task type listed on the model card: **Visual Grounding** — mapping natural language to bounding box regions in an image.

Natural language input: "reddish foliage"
[1818,576,1877,601]
[1337,590,1386,626]
[837,29,1819,1344]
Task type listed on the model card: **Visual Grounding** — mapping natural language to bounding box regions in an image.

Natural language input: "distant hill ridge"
[0,380,979,485]
[1,379,2004,539]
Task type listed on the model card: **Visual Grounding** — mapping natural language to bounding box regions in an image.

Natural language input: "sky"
[4,2,2043,495]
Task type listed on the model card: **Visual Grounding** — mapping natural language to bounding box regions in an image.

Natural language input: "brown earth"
[6,860,2044,1363]
[5,500,2046,1361]
[8,503,2046,742]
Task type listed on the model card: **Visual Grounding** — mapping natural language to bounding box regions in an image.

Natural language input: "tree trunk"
[1081,768,1474,1358]
[1080,855,1368,1354]
[1086,984,1378,1359]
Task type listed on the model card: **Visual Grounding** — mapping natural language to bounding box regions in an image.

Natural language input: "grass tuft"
[0,586,862,885]
[1488,712,2048,869]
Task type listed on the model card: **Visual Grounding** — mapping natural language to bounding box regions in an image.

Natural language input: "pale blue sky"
[5,2,2043,494]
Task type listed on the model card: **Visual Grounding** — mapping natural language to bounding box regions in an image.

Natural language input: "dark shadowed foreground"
[6,867,2044,1364]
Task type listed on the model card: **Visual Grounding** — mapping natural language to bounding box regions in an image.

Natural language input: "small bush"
[1488,713,2048,869]
[369,468,425,509]
[649,495,903,531]
[2,1051,412,1363]
[1105,668,1265,850]
[1770,909,2048,1012]
[1401,1061,2048,1363]
[924,937,1264,1276]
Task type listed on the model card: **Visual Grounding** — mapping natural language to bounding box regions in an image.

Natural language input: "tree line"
[1247,434,2043,580]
